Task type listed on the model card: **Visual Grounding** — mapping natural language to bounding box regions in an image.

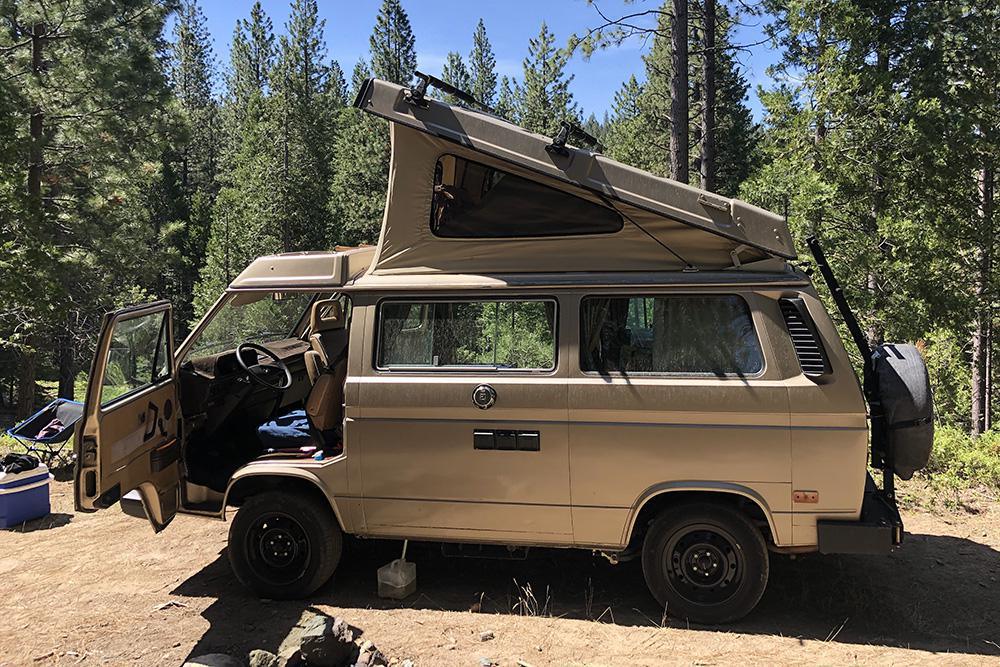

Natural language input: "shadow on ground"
[2,512,73,533]
[175,531,1000,660]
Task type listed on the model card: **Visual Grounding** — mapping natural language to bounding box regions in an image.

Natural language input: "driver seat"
[256,300,348,452]
[304,299,348,385]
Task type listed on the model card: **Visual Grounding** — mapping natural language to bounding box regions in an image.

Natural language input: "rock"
[479,630,495,642]
[299,615,358,667]
[400,661,414,667]
[184,654,245,667]
[278,650,305,667]
[478,659,497,667]
[248,650,280,667]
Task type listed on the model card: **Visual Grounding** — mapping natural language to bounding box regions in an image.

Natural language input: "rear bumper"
[817,474,903,555]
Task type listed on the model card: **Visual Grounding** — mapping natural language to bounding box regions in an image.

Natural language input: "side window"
[378,299,556,371]
[101,310,171,405]
[580,295,763,376]
[431,155,623,238]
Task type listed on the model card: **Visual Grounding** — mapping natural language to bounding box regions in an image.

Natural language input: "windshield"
[184,291,319,360]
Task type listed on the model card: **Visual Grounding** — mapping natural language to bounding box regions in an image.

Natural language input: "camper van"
[74,77,932,624]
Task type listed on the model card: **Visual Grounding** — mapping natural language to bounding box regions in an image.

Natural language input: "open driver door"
[75,300,182,532]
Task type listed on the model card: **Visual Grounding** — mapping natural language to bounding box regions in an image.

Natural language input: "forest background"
[1,0,998,490]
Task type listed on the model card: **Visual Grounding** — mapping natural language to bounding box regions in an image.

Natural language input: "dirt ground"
[0,480,998,666]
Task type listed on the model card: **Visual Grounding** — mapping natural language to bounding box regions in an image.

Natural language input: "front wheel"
[641,503,768,624]
[228,490,342,599]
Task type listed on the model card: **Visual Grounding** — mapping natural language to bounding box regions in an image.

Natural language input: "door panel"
[75,301,181,532]
[354,297,571,539]
[356,376,570,536]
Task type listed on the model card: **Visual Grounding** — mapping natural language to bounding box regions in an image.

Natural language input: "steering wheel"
[235,342,293,391]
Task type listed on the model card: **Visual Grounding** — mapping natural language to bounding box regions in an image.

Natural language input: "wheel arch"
[222,467,346,532]
[622,481,778,551]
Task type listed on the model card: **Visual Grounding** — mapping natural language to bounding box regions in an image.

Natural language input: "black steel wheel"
[228,490,342,599]
[642,503,768,624]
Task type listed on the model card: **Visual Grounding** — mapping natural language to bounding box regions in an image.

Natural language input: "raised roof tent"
[353,78,796,276]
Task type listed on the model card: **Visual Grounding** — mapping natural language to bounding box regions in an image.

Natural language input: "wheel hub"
[664,526,743,606]
[260,526,299,568]
[246,512,311,586]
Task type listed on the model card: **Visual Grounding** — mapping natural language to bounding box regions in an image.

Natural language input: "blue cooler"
[0,464,51,528]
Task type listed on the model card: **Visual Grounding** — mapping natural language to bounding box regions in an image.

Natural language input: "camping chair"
[5,398,84,468]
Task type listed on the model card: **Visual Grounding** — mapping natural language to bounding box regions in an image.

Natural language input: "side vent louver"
[779,298,831,378]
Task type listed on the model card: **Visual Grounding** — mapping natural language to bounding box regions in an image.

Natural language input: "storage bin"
[0,465,51,528]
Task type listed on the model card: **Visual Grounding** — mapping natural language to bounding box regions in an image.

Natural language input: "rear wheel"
[641,503,768,624]
[228,490,342,599]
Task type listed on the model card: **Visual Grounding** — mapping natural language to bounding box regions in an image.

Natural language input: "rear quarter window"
[580,295,763,376]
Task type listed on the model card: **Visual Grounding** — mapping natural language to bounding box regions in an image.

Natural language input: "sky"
[191,0,782,121]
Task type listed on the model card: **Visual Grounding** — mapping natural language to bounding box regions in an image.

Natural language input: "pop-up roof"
[354,78,796,275]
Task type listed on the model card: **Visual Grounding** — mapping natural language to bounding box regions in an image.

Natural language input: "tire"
[641,502,768,624]
[228,490,343,599]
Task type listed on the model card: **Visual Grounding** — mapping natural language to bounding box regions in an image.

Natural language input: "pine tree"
[328,61,348,106]
[495,76,519,122]
[637,9,673,177]
[166,0,220,332]
[225,1,275,125]
[518,23,578,135]
[350,58,373,98]
[171,0,219,197]
[469,19,497,106]
[369,0,417,86]
[604,75,656,171]
[689,3,757,196]
[441,51,471,104]
[328,2,418,246]
[272,0,336,253]
[0,0,176,410]
[669,0,689,182]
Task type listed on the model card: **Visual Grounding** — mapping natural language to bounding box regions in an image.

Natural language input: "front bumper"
[816,474,903,555]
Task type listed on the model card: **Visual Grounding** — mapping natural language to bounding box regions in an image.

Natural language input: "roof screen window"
[431,155,623,238]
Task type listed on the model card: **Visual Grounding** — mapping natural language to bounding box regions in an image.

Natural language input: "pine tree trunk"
[700,0,716,192]
[16,344,36,420]
[57,331,75,400]
[17,23,45,419]
[670,0,689,183]
[27,22,45,216]
[971,161,993,436]
[972,314,987,436]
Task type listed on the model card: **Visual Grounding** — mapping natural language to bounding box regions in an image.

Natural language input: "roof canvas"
[354,78,796,276]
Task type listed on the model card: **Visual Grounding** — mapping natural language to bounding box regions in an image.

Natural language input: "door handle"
[472,429,539,451]
[142,401,161,441]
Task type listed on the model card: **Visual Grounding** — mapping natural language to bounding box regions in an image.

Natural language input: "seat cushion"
[257,409,314,449]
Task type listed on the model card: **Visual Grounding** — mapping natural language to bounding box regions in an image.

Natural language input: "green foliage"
[369,0,416,86]
[518,23,579,135]
[327,108,391,246]
[440,51,471,104]
[922,425,1000,492]
[469,19,497,107]
[495,76,519,122]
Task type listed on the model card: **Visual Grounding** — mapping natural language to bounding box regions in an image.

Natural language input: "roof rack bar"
[406,70,496,115]
[546,120,604,154]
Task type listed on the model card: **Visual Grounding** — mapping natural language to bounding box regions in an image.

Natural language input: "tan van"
[74,77,933,623]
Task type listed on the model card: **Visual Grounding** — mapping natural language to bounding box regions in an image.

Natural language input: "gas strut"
[806,236,894,500]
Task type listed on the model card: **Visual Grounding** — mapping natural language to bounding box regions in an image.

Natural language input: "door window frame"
[97,303,176,413]
[372,295,560,374]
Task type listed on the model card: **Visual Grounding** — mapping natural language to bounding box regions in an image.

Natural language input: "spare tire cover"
[874,343,934,479]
